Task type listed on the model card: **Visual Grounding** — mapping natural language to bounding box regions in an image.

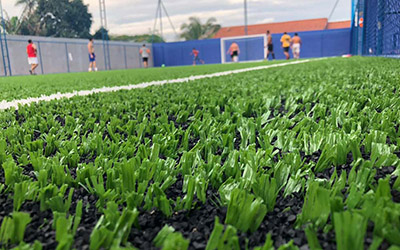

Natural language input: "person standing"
[26,40,39,75]
[265,30,275,60]
[291,33,302,59]
[88,38,98,72]
[139,44,151,68]
[191,48,205,66]
[227,42,240,62]
[280,32,292,60]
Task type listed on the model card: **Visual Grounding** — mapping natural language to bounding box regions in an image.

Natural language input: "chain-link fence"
[0,35,153,76]
[354,0,400,56]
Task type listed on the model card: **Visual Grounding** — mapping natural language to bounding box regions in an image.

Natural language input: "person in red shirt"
[191,48,204,66]
[26,40,39,75]
[227,42,240,62]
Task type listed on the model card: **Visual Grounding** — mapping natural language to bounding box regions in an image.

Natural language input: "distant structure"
[214,18,351,38]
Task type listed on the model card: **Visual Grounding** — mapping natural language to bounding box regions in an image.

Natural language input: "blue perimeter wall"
[153,28,351,67]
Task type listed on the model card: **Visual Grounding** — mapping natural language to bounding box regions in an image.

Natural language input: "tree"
[15,0,37,16]
[3,16,20,34]
[93,27,109,40]
[10,0,38,34]
[110,34,165,43]
[180,17,221,41]
[35,0,92,38]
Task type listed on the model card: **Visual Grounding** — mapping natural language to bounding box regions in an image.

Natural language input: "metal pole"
[325,0,341,29]
[37,41,44,74]
[159,0,163,40]
[161,1,178,38]
[123,45,127,69]
[65,43,70,73]
[244,0,248,36]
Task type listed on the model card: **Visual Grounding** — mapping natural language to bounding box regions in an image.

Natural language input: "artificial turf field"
[0,57,400,250]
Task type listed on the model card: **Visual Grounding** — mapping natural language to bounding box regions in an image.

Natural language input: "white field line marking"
[0,58,324,111]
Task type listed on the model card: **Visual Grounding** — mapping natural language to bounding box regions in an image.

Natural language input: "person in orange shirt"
[227,42,240,62]
[291,33,302,59]
[280,32,291,60]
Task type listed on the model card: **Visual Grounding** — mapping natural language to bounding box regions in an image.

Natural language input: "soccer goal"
[220,34,267,63]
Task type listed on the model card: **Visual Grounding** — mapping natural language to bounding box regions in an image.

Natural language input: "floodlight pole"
[99,0,111,70]
[152,0,178,42]
[244,0,248,36]
[325,0,341,29]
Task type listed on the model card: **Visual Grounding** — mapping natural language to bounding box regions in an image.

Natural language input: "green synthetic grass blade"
[334,211,367,250]
[253,234,274,250]
[153,225,189,250]
[225,189,267,233]
[0,212,32,245]
[205,218,225,250]
[305,226,322,250]
[297,182,331,228]
[206,217,240,250]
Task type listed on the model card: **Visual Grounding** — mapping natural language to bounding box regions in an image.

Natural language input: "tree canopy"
[111,34,165,43]
[8,0,92,38]
[35,0,92,38]
[180,17,221,41]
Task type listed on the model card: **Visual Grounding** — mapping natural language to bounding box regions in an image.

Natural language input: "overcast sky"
[3,0,351,41]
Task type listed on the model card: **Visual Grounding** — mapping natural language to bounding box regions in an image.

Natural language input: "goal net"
[220,34,267,63]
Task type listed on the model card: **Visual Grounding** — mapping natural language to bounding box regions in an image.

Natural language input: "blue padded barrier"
[153,29,351,67]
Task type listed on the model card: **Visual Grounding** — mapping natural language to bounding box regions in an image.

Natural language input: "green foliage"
[35,0,92,38]
[180,17,221,40]
[111,34,165,43]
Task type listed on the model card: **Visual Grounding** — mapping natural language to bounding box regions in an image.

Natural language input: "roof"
[326,20,352,30]
[213,18,351,38]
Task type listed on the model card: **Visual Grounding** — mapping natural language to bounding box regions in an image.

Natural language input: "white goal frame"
[220,34,268,64]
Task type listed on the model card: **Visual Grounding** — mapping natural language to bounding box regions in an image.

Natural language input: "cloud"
[3,0,351,41]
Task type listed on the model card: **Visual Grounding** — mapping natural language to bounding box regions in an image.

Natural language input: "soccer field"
[0,57,400,250]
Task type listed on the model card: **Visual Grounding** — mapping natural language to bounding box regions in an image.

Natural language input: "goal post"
[220,34,267,63]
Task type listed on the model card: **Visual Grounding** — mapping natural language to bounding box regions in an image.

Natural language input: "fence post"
[123,45,128,69]
[65,42,70,73]
[37,41,44,74]
[138,46,142,68]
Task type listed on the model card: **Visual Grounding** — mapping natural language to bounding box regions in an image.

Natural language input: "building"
[214,18,351,38]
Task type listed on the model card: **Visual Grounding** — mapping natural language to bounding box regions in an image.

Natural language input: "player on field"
[280,32,291,60]
[191,48,205,66]
[88,38,98,72]
[265,30,275,60]
[291,33,302,59]
[227,42,240,62]
[26,40,39,75]
[140,44,151,68]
